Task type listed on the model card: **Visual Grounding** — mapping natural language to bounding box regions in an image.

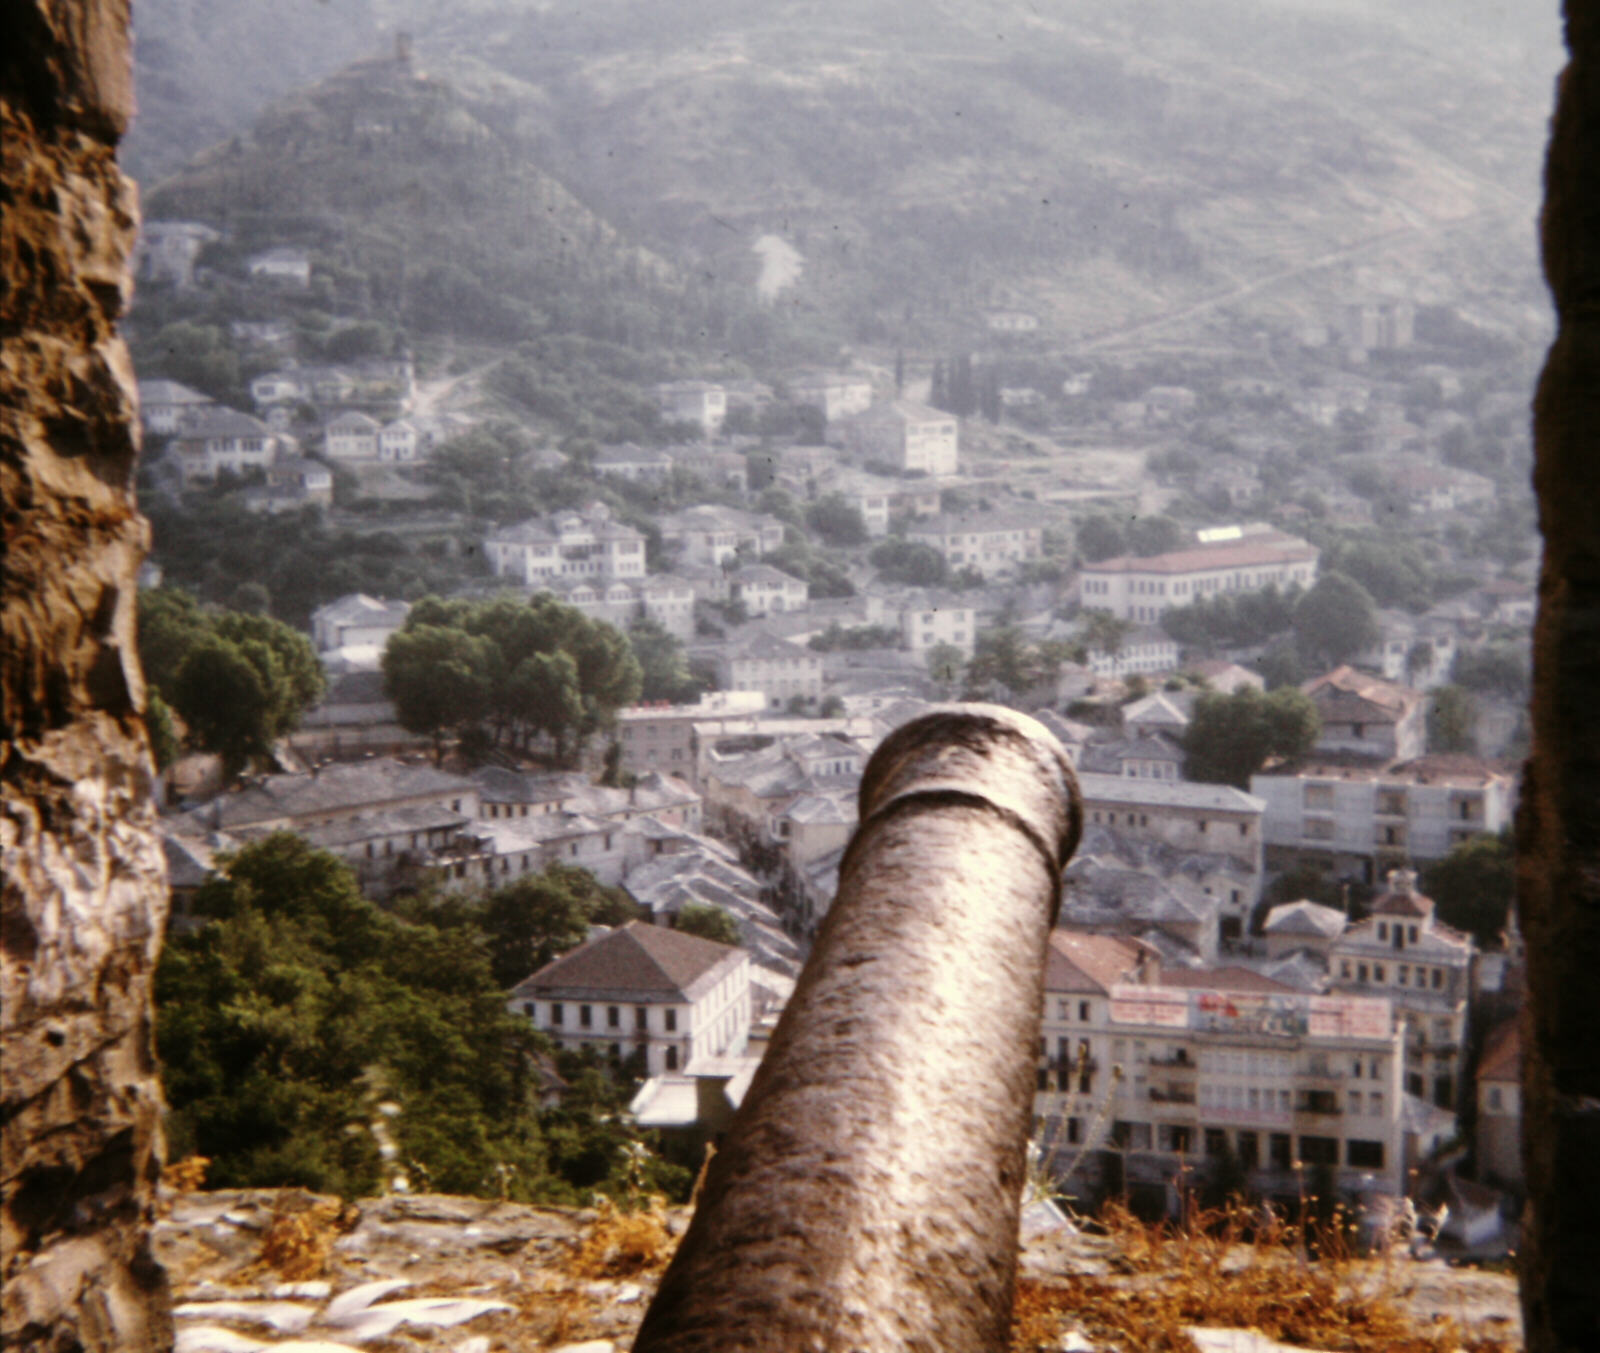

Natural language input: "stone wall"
[1,3,172,1350]
[1521,4,1600,1350]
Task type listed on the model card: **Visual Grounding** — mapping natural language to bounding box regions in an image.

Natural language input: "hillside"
[130,0,1562,352]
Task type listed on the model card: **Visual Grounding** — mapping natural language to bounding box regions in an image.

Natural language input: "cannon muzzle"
[634,704,1082,1352]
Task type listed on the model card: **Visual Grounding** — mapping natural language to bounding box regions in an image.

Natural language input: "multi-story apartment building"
[536,574,696,641]
[897,593,978,659]
[509,922,751,1076]
[906,513,1044,579]
[1079,528,1319,624]
[1034,931,1405,1205]
[841,400,959,476]
[137,378,214,436]
[1250,755,1518,883]
[717,633,825,709]
[1303,667,1425,763]
[324,410,382,461]
[1328,870,1475,1109]
[655,380,727,437]
[615,691,769,780]
[485,505,647,585]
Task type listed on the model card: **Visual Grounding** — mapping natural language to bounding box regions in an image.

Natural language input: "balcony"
[1149,1086,1198,1105]
[1149,1052,1197,1070]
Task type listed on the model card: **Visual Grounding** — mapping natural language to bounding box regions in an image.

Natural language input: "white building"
[788,370,874,422]
[731,565,809,616]
[135,220,219,289]
[137,379,214,436]
[1303,667,1426,763]
[718,633,825,709]
[324,411,382,461]
[897,593,978,659]
[905,513,1044,579]
[509,922,751,1076]
[841,400,959,476]
[658,506,786,567]
[311,594,412,654]
[246,246,312,287]
[1079,528,1319,624]
[595,444,675,482]
[1250,755,1519,883]
[169,406,280,483]
[985,309,1040,334]
[1328,870,1475,1109]
[486,505,647,585]
[1035,932,1406,1202]
[378,420,418,462]
[1086,626,1179,679]
[616,691,769,780]
[536,573,696,642]
[656,381,727,437]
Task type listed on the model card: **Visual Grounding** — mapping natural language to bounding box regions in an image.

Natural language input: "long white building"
[1079,527,1319,624]
[485,505,647,585]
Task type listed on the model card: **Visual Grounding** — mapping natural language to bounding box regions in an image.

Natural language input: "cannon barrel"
[634,705,1082,1352]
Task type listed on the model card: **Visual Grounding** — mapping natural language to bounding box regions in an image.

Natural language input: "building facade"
[486,506,648,585]
[1079,529,1319,624]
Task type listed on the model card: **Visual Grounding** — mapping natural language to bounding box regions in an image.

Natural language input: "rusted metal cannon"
[634,705,1082,1352]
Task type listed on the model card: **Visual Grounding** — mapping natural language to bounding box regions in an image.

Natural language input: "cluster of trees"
[763,539,856,598]
[1452,643,1531,701]
[1160,585,1299,652]
[382,594,641,764]
[869,537,947,586]
[1291,572,1381,671]
[1076,513,1186,563]
[964,623,1084,701]
[929,354,1003,423]
[138,589,325,780]
[805,494,869,547]
[807,622,901,652]
[157,836,690,1203]
[1183,687,1321,788]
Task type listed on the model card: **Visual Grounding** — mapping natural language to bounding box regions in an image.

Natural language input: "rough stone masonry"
[1,2,173,1350]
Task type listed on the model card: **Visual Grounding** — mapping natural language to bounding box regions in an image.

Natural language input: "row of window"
[1340,958,1449,990]
[537,1001,679,1033]
[1095,1122,1385,1170]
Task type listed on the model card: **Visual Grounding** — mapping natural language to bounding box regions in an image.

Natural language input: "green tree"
[383,623,495,764]
[1292,572,1380,671]
[674,903,741,947]
[156,835,554,1199]
[1080,608,1133,658]
[806,493,869,546]
[1426,684,1479,754]
[1126,515,1185,557]
[925,642,966,693]
[630,618,702,703]
[138,587,213,693]
[1421,831,1515,947]
[1077,515,1126,562]
[1184,687,1320,789]
[145,692,181,772]
[869,538,948,585]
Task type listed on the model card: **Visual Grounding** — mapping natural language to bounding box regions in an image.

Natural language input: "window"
[1067,1116,1081,1145]
[522,1003,534,1018]
[608,1005,620,1029]
[1347,1139,1385,1169]
[1377,923,1388,941]
[551,1003,565,1026]
[665,1009,678,1032]
[1299,1135,1339,1166]
[1373,964,1385,983]
[636,1006,648,1031]
[579,1004,592,1029]
[1399,965,1409,985]
[1488,1087,1503,1111]
[1079,1001,1090,1022]
[665,1046,678,1071]
[1237,1131,1259,1168]
[1432,968,1444,990]
[1348,1090,1363,1114]
[1269,1132,1293,1168]
[1357,963,1369,982]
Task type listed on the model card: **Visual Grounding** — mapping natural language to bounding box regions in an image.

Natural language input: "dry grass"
[565,1194,678,1280]
[1010,1201,1519,1353]
[161,1155,211,1193]
[251,1196,356,1281]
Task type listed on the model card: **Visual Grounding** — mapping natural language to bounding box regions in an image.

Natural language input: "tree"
[1184,687,1320,789]
[630,618,702,703]
[869,538,948,585]
[1126,515,1185,557]
[925,642,966,693]
[383,623,495,763]
[1426,684,1479,754]
[483,870,601,988]
[145,692,181,772]
[1077,515,1126,563]
[138,587,214,693]
[1292,572,1380,671]
[1421,831,1515,947]
[1080,608,1133,658]
[674,903,741,947]
[806,493,869,546]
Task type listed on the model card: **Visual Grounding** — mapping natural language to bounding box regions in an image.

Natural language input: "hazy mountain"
[129,0,1563,348]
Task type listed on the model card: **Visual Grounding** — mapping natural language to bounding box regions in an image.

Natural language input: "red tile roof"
[1478,1018,1522,1084]
[1044,930,1145,994]
[1157,965,1299,995]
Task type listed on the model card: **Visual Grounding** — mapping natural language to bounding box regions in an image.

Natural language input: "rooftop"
[1082,530,1317,576]
[1078,772,1265,814]
[510,920,744,1002]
